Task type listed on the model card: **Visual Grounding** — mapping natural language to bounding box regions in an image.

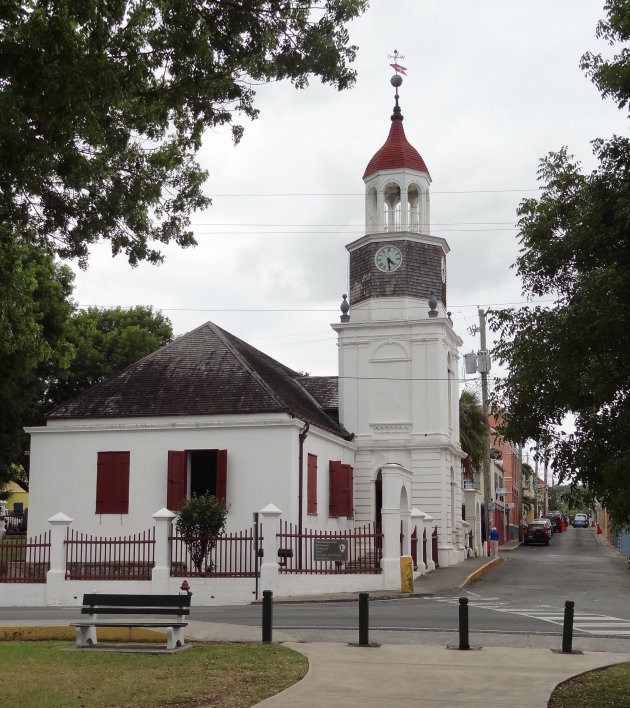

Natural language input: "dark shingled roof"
[297,376,339,414]
[48,322,350,440]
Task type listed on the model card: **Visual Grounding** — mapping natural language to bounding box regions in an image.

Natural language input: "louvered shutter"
[329,460,343,517]
[96,451,130,514]
[167,451,187,511]
[342,463,354,519]
[307,453,317,515]
[216,449,227,503]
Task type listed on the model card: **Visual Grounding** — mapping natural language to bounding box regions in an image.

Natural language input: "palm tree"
[459,390,488,479]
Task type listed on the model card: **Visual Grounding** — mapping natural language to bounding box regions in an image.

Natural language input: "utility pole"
[518,444,523,539]
[543,452,549,517]
[534,454,539,518]
[478,308,492,551]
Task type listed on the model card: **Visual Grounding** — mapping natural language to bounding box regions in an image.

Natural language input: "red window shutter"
[342,464,354,519]
[216,449,227,503]
[329,460,342,517]
[307,453,317,515]
[96,451,130,514]
[167,451,187,512]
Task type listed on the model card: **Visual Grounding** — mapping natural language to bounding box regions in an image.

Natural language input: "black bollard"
[358,592,369,646]
[459,597,470,650]
[562,600,575,653]
[262,589,273,643]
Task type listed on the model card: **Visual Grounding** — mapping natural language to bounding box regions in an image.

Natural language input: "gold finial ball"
[391,74,403,88]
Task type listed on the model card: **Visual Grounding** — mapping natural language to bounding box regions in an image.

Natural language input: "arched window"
[408,184,420,232]
[366,187,377,232]
[384,182,401,232]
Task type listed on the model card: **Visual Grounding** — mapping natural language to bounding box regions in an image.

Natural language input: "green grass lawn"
[0,641,308,707]
[548,662,630,708]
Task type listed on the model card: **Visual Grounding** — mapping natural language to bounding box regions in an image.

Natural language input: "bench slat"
[81,607,190,616]
[72,622,187,628]
[82,594,190,608]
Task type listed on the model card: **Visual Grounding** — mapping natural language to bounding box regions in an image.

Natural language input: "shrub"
[176,493,228,573]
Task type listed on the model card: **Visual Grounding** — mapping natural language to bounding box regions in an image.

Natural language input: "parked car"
[573,513,589,528]
[546,511,563,533]
[523,520,550,546]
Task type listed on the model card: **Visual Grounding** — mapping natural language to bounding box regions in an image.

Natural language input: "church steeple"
[345,67,448,312]
[363,71,431,236]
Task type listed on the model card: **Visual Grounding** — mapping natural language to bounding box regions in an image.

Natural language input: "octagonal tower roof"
[363,102,429,180]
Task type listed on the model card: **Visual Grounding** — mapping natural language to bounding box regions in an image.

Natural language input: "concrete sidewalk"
[253,643,630,708]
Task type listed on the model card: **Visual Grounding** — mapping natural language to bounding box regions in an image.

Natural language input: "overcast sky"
[71,0,626,406]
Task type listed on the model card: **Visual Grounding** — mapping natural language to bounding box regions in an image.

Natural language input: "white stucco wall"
[26,413,355,540]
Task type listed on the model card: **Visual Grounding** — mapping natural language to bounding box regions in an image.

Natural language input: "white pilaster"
[152,507,176,591]
[46,512,73,605]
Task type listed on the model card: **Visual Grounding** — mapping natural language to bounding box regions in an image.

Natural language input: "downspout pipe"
[298,421,310,569]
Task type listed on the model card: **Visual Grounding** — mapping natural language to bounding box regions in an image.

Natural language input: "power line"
[188,228,518,235]
[207,189,538,196]
[190,221,518,226]
[74,299,554,314]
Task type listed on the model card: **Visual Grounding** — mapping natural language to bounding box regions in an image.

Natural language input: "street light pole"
[478,308,492,552]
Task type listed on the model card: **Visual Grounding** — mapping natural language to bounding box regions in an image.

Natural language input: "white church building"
[25,75,470,601]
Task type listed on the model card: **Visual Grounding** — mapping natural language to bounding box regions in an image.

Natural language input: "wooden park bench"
[71,593,191,650]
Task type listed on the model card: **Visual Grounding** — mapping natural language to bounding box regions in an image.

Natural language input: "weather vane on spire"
[388,50,407,115]
[389,49,407,76]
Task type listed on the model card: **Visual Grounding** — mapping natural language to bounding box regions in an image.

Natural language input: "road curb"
[460,557,502,587]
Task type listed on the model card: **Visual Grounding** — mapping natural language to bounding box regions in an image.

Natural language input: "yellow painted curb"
[461,557,502,586]
[0,625,169,642]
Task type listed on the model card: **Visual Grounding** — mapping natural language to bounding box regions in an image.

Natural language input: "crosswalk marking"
[428,595,630,636]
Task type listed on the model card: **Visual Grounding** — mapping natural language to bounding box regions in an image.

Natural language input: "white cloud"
[71,0,626,380]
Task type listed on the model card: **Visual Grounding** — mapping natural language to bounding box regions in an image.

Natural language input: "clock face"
[375,245,402,272]
[441,253,446,283]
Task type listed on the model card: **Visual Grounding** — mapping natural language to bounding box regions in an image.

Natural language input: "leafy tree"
[490,0,630,527]
[1,0,366,267]
[175,493,228,574]
[46,305,173,409]
[459,390,488,478]
[0,238,74,491]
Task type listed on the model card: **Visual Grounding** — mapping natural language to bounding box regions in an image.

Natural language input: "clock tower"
[332,70,465,567]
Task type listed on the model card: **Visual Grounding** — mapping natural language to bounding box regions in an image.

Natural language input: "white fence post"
[462,520,471,557]
[46,512,73,605]
[152,507,176,592]
[258,504,281,593]
[411,508,426,575]
[424,513,435,571]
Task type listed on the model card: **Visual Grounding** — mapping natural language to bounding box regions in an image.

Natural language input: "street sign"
[505,502,515,510]
[314,539,348,562]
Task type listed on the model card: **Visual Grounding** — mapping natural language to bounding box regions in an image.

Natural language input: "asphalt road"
[2,526,628,650]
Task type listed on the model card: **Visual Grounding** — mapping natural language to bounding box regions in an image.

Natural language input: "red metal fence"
[65,527,155,580]
[277,521,382,574]
[0,531,50,583]
[170,525,261,577]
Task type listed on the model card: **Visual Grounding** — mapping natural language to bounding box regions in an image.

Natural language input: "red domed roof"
[363,117,429,180]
